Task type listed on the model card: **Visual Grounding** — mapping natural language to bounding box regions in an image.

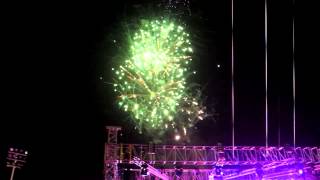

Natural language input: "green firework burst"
[112,19,202,131]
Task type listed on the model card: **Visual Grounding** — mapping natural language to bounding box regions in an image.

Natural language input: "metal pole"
[265,0,269,149]
[292,0,296,148]
[278,97,281,147]
[10,167,16,180]
[231,0,235,159]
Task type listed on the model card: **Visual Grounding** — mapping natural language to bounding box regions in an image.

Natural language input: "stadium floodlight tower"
[6,147,28,180]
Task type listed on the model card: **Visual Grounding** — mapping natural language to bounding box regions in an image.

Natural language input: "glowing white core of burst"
[209,174,214,180]
[175,135,181,141]
[298,169,303,175]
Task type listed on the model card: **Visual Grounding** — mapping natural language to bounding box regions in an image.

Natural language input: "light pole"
[6,148,28,180]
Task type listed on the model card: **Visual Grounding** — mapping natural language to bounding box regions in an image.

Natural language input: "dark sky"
[1,0,319,179]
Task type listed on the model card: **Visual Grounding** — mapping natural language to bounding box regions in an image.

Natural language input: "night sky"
[1,0,319,179]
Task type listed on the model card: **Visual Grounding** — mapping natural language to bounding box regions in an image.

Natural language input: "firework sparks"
[112,19,204,133]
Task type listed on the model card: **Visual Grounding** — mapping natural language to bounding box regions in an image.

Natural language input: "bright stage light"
[175,134,181,141]
[208,173,214,180]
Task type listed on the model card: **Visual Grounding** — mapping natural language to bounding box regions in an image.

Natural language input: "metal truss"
[130,157,169,180]
[111,144,320,165]
[104,126,122,180]
[105,143,320,179]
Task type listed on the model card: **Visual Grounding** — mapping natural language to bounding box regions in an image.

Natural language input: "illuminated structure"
[104,127,320,179]
[104,126,122,180]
